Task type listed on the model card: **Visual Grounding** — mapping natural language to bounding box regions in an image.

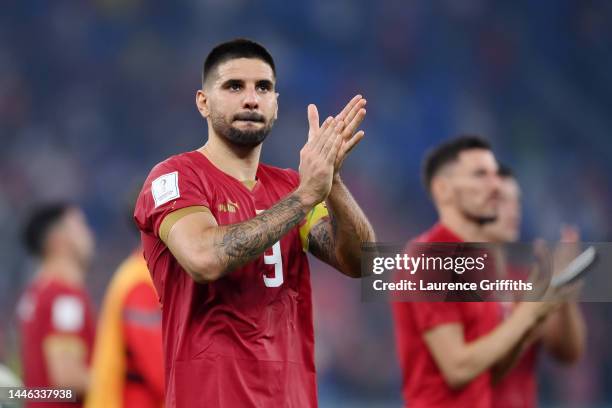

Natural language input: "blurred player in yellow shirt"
[86,203,164,408]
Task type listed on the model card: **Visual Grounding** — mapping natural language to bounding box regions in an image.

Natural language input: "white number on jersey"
[263,241,283,287]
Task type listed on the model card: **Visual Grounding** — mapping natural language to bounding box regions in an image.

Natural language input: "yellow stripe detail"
[159,205,211,243]
[299,203,329,252]
[43,335,87,359]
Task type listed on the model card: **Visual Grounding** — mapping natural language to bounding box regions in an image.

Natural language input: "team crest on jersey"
[152,171,180,208]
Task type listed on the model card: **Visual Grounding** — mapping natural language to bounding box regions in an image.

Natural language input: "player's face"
[448,149,501,223]
[484,177,521,242]
[203,58,278,147]
[63,208,95,266]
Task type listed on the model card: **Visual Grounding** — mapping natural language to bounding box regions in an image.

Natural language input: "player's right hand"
[517,240,579,321]
[516,280,580,324]
[295,104,344,208]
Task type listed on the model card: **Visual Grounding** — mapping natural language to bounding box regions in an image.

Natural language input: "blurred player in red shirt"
[484,165,586,408]
[17,203,96,407]
[134,38,375,407]
[392,137,564,408]
[86,203,164,408]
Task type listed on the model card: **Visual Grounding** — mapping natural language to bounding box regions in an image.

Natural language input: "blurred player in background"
[392,137,565,408]
[86,198,164,408]
[17,203,96,407]
[134,38,374,407]
[480,165,520,243]
[484,165,586,408]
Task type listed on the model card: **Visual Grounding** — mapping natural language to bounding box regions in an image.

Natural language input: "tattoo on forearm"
[308,180,375,276]
[308,219,339,267]
[330,210,338,235]
[214,195,306,271]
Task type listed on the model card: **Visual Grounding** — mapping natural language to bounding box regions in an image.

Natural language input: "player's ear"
[45,226,64,257]
[195,89,210,118]
[273,92,279,121]
[431,175,451,204]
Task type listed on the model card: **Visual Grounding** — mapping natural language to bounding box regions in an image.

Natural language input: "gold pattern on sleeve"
[43,335,87,360]
[159,206,211,243]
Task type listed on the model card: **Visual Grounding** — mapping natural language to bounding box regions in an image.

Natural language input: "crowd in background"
[1,0,611,406]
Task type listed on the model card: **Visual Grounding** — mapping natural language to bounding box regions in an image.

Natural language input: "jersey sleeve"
[409,302,463,333]
[47,291,88,337]
[134,157,211,241]
[122,282,164,399]
[39,285,92,361]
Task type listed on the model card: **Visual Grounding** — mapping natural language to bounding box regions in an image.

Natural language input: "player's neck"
[438,208,489,242]
[39,255,84,287]
[199,135,261,181]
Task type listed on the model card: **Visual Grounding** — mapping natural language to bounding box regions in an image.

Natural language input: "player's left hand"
[308,95,367,176]
[333,95,367,174]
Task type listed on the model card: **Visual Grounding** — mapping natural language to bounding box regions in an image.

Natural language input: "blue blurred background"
[1,0,611,406]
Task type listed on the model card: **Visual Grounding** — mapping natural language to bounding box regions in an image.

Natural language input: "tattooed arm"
[165,192,311,283]
[306,95,374,278]
[308,175,375,278]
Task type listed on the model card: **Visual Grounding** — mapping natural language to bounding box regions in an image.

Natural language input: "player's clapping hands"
[518,235,584,323]
[295,107,344,207]
[296,95,367,207]
[332,94,367,174]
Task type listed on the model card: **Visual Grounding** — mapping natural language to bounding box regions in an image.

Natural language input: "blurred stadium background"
[1,0,611,406]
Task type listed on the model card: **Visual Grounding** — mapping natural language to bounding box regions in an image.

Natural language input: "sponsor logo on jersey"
[218,201,240,213]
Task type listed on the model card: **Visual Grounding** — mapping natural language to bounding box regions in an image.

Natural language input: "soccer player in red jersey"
[392,137,563,408]
[17,203,96,408]
[484,166,585,408]
[134,38,375,407]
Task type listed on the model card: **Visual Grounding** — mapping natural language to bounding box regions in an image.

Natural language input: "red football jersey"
[134,151,317,408]
[17,276,96,408]
[391,223,502,408]
[493,301,538,408]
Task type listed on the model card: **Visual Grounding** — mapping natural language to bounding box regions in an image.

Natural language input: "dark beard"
[210,111,274,148]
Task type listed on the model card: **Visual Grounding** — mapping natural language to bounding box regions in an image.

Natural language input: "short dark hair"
[422,135,492,192]
[202,38,276,86]
[23,203,72,257]
[497,163,514,179]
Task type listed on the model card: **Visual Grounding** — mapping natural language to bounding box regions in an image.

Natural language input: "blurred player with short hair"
[134,38,374,407]
[17,203,96,408]
[86,200,164,408]
[481,165,521,243]
[484,166,586,408]
[392,137,563,408]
